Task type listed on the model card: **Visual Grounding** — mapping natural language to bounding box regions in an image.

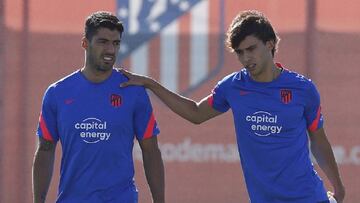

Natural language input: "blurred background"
[1,0,359,202]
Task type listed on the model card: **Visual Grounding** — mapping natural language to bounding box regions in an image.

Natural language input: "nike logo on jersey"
[240,90,251,96]
[64,99,75,104]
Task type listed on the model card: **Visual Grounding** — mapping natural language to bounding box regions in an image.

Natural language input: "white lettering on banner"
[134,141,360,165]
[134,138,239,163]
[332,145,360,165]
[307,145,360,166]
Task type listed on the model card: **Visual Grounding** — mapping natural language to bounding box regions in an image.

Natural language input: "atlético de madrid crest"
[116,0,225,94]
[280,89,292,104]
[110,94,122,107]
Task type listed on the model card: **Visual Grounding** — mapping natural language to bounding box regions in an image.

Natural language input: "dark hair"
[226,10,280,56]
[84,11,124,41]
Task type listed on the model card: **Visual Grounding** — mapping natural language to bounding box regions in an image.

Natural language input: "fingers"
[117,67,146,88]
[118,68,134,86]
[119,68,131,77]
[327,191,334,197]
[117,68,129,87]
[120,82,129,88]
[328,191,341,203]
[118,67,137,88]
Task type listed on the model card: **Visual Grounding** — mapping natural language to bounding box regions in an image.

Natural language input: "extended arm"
[309,128,345,202]
[120,69,222,124]
[139,136,165,203]
[32,137,56,203]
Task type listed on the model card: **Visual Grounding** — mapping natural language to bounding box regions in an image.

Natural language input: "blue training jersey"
[208,63,328,203]
[37,69,160,203]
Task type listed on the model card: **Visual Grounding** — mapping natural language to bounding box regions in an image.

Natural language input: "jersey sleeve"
[305,81,324,132]
[207,79,230,113]
[36,86,59,142]
[133,87,160,140]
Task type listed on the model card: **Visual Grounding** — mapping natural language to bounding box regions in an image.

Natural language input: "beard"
[96,64,113,72]
[87,46,116,72]
[88,54,115,72]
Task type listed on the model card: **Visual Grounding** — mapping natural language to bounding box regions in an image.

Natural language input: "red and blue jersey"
[209,64,328,202]
[37,69,159,203]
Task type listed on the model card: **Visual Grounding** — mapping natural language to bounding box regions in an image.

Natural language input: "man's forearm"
[145,78,204,123]
[310,129,345,202]
[142,148,165,203]
[311,141,344,190]
[120,68,222,124]
[32,145,55,203]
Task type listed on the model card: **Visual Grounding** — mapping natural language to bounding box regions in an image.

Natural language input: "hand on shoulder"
[117,67,152,88]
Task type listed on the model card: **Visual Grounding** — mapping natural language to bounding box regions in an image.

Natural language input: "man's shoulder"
[112,68,132,83]
[281,69,315,88]
[112,69,148,95]
[48,70,80,90]
[40,71,80,106]
[215,69,250,91]
[217,70,243,85]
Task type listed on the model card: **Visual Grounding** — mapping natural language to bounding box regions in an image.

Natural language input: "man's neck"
[250,62,281,82]
[81,65,113,83]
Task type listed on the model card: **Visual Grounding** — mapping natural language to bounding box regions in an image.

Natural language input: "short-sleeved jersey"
[208,64,328,203]
[37,69,160,203]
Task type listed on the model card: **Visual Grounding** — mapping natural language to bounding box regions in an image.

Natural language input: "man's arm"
[139,136,165,203]
[309,128,345,202]
[120,69,222,124]
[32,137,56,203]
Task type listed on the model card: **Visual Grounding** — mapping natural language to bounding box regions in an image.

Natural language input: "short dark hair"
[84,11,124,41]
[226,10,280,56]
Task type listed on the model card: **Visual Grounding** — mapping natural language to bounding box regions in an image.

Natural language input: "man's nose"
[105,43,116,54]
[239,51,251,63]
[242,51,252,62]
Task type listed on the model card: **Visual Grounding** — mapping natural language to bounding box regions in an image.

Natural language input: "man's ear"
[266,40,275,51]
[81,37,89,49]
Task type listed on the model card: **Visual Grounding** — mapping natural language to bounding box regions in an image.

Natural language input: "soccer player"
[119,10,345,203]
[32,11,165,203]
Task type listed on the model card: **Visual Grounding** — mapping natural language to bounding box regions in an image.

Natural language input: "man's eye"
[235,49,243,55]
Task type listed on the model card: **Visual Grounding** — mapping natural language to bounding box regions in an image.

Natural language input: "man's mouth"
[103,55,114,63]
[246,64,256,70]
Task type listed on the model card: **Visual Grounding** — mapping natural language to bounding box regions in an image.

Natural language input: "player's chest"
[227,86,305,123]
[57,87,135,125]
